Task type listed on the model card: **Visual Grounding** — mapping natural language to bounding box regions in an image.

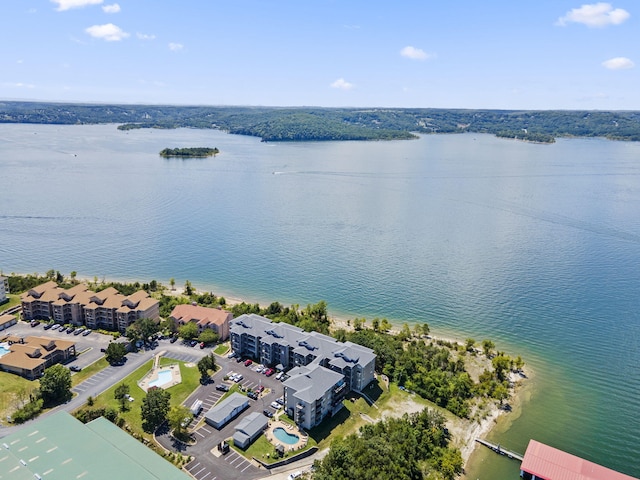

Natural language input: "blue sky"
[1,1,638,109]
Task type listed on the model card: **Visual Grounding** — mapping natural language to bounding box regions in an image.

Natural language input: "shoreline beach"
[6,272,527,468]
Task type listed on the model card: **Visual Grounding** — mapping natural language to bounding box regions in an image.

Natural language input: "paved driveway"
[156,355,289,480]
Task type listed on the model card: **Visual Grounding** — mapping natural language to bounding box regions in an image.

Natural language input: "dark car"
[263,409,274,418]
[30,320,39,327]
[247,391,258,400]
[216,384,229,392]
[170,336,178,343]
[43,322,53,330]
[66,326,75,333]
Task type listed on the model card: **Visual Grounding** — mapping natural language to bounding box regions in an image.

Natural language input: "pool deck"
[264,420,308,452]
[138,353,182,392]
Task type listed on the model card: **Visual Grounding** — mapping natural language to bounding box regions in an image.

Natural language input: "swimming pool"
[148,369,173,388]
[273,427,299,445]
[0,343,10,358]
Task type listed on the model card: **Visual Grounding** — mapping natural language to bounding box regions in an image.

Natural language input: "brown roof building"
[0,335,76,380]
[170,304,232,341]
[21,282,159,332]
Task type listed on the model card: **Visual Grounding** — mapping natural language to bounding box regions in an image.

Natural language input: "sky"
[1,1,638,110]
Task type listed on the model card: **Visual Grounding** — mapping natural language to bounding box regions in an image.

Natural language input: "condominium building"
[230,314,376,429]
[0,335,76,380]
[0,275,8,304]
[169,303,232,341]
[21,282,159,331]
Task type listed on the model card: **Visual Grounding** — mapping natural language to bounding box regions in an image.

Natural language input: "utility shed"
[520,440,638,480]
[204,392,249,429]
[232,412,268,449]
[0,411,191,480]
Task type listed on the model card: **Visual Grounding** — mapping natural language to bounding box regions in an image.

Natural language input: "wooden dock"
[475,438,524,462]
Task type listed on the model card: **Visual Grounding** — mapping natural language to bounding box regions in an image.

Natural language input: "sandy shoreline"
[9,272,527,466]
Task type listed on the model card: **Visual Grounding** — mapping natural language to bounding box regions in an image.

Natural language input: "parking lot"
[157,354,291,480]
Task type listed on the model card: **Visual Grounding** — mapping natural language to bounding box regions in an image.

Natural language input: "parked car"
[275,372,284,380]
[233,374,243,383]
[216,384,229,392]
[82,329,91,336]
[265,368,275,376]
[247,391,258,400]
[270,401,282,409]
[30,320,39,327]
[69,365,82,372]
[244,359,253,367]
[276,396,284,405]
[227,351,236,359]
[189,340,198,347]
[199,342,205,349]
[51,323,60,330]
[43,322,53,330]
[256,385,265,393]
[170,336,178,343]
[263,409,274,418]
[236,356,243,363]
[73,328,84,335]
[59,325,67,332]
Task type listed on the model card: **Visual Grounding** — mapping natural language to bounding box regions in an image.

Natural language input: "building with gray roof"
[230,314,376,429]
[204,392,249,429]
[232,411,268,449]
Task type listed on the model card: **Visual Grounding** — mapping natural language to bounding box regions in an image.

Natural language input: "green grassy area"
[213,343,229,356]
[0,371,39,425]
[0,294,22,313]
[236,427,317,465]
[76,356,200,441]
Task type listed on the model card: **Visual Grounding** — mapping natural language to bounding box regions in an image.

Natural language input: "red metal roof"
[521,440,638,480]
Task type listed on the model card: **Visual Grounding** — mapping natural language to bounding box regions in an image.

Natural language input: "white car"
[255,365,264,373]
[233,374,243,383]
[287,472,302,480]
[270,401,282,409]
[275,372,284,380]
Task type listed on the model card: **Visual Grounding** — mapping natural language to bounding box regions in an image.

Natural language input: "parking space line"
[241,463,253,472]
[187,462,201,471]
[194,430,205,438]
[193,467,206,476]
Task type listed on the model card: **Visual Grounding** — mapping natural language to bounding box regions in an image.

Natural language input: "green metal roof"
[0,412,191,480]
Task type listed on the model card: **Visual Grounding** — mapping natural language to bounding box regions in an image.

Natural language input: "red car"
[244,359,253,367]
[199,342,205,349]
[264,368,275,376]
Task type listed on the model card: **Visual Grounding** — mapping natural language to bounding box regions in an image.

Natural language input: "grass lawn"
[76,356,200,442]
[0,372,39,426]
[213,343,229,356]
[234,427,317,465]
[0,294,22,313]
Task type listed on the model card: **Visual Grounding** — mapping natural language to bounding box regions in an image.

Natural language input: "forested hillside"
[2,101,639,142]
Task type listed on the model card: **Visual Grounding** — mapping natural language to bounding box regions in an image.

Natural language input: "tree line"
[2,101,639,142]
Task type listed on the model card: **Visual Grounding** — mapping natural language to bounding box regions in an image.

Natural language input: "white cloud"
[102,3,120,13]
[51,0,103,11]
[137,32,156,40]
[556,3,630,27]
[85,23,129,41]
[330,78,354,90]
[3,82,35,89]
[168,42,184,51]
[400,46,435,61]
[602,57,635,69]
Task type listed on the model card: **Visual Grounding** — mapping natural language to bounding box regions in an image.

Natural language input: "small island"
[159,147,219,158]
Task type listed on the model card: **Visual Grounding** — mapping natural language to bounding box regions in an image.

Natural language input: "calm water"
[1,124,639,478]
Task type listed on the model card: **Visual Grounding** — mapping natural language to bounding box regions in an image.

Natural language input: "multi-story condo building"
[21,282,159,331]
[170,303,233,341]
[230,313,376,429]
[0,275,8,304]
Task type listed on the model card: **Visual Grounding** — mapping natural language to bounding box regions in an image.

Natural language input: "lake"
[1,124,639,478]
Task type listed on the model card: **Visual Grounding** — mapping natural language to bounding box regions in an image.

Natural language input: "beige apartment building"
[21,282,159,331]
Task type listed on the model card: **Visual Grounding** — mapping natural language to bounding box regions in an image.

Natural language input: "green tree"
[482,339,495,357]
[170,278,176,290]
[380,318,392,332]
[465,338,476,352]
[114,383,130,412]
[70,271,77,283]
[197,353,216,383]
[198,329,219,345]
[371,318,380,332]
[178,322,199,340]
[168,404,192,438]
[105,342,127,365]
[39,364,72,405]
[184,280,193,296]
[141,387,171,433]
